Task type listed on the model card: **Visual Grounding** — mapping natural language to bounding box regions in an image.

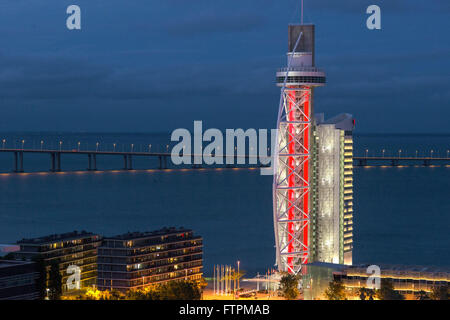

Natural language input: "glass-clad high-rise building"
[310,113,354,265]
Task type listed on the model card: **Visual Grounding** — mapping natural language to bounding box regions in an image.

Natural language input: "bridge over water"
[0,148,449,173]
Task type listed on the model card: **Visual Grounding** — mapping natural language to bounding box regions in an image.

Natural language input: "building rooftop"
[314,113,354,131]
[0,260,35,269]
[17,230,98,245]
[105,227,193,241]
[308,262,450,274]
[346,263,450,274]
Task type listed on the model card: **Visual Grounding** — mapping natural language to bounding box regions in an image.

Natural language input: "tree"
[197,277,208,299]
[325,279,347,300]
[125,280,202,300]
[279,273,300,300]
[229,270,246,293]
[359,287,375,300]
[376,279,404,300]
[415,290,430,300]
[48,260,62,300]
[157,280,202,300]
[0,252,15,260]
[83,288,124,300]
[430,285,449,300]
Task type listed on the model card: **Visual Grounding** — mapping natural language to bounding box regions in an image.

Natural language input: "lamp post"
[2,139,6,149]
[382,149,385,158]
[447,150,449,158]
[22,139,25,150]
[237,260,240,291]
[77,142,81,152]
[131,144,134,152]
[113,143,116,152]
[398,149,402,158]
[149,144,152,153]
[430,150,434,158]
[59,141,62,151]
[41,140,44,151]
[96,142,99,152]
[365,149,368,157]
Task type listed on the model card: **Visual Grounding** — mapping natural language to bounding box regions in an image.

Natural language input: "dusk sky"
[0,0,449,133]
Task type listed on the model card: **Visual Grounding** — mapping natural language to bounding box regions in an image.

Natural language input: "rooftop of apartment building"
[104,227,197,241]
[17,230,100,245]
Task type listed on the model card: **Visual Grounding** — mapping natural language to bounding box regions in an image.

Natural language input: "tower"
[273,24,326,274]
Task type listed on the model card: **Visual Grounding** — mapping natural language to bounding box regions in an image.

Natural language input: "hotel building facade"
[310,113,354,265]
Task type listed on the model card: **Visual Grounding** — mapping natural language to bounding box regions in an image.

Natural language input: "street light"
[416,150,418,158]
[113,143,116,152]
[59,141,62,151]
[131,144,134,152]
[430,150,434,158]
[41,140,44,151]
[2,139,6,149]
[237,261,240,291]
[447,150,449,158]
[148,144,152,153]
[365,149,368,157]
[166,144,169,153]
[382,149,385,158]
[398,149,402,158]
[96,142,99,152]
[22,139,25,150]
[77,142,81,152]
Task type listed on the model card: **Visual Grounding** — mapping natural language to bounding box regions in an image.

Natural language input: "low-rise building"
[14,231,102,292]
[0,260,39,300]
[303,262,450,299]
[335,264,450,299]
[97,227,203,292]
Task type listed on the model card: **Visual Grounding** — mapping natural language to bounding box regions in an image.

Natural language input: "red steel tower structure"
[273,24,326,274]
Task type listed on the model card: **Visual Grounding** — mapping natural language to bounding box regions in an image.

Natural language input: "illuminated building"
[14,231,102,292]
[335,264,450,299]
[273,23,354,274]
[97,227,203,292]
[310,113,354,265]
[0,260,39,300]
